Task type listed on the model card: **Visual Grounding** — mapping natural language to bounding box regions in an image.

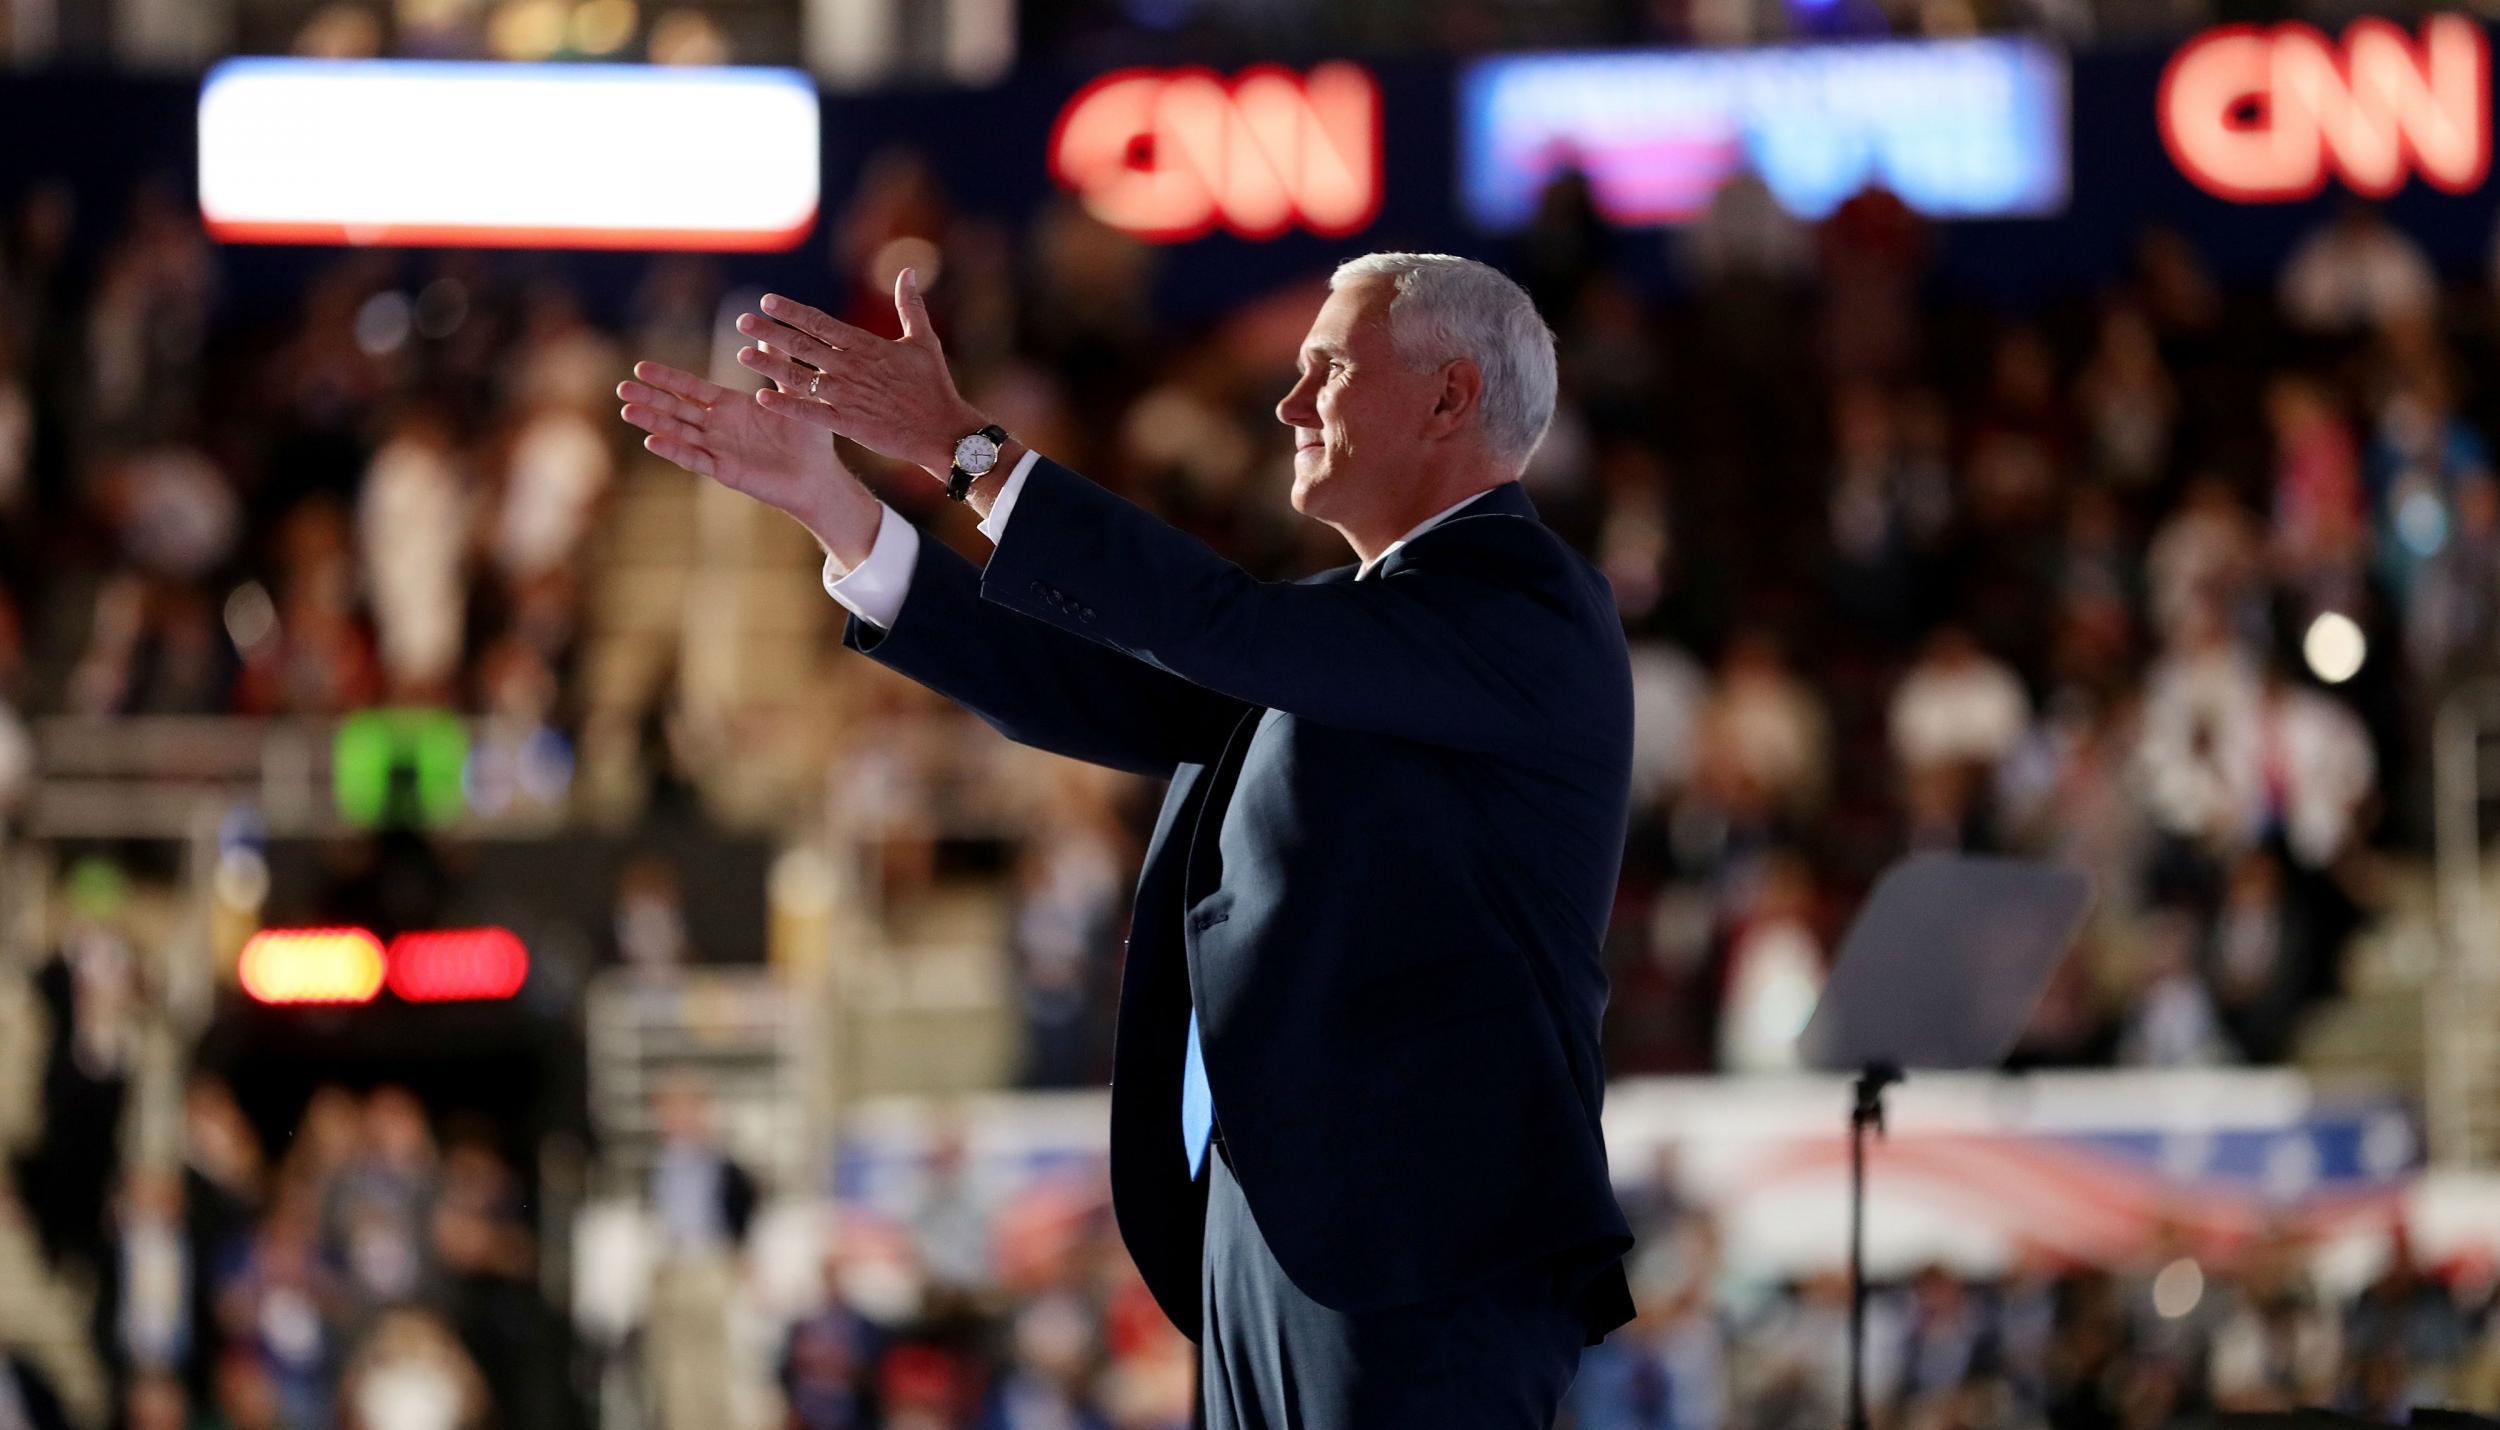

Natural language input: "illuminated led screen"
[333,708,467,828]
[198,59,820,250]
[1459,40,2069,228]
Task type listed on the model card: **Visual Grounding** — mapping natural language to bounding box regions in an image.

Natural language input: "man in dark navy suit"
[618,252,1637,1426]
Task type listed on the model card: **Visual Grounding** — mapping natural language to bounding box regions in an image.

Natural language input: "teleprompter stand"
[1801,855,2093,1430]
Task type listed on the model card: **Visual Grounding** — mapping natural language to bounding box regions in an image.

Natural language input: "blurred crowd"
[0,174,652,825]
[16,1043,2498,1430]
[3,1069,567,1430]
[10,1041,2500,1430]
[612,1134,2500,1430]
[159,1082,569,1430]
[1563,1190,2500,1429]
[0,157,2483,1079]
[9,131,2500,1426]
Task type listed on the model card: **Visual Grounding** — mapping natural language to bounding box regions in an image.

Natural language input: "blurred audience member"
[1889,625,2029,839]
[1009,765,1130,1088]
[337,1309,488,1430]
[327,1087,439,1311]
[646,1081,756,1430]
[2281,204,2437,336]
[359,403,474,701]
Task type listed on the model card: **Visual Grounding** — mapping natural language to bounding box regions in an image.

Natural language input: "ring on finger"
[808,371,825,400]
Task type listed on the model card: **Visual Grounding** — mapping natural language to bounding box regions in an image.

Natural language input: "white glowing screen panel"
[199,60,820,250]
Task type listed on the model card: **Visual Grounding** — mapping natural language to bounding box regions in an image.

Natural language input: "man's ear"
[1424,359,1483,441]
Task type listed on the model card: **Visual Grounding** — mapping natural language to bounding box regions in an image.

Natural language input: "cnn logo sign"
[1048,63,1382,243]
[2160,15,2489,201]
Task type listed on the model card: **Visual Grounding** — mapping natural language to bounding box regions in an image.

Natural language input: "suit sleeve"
[977,457,1587,755]
[844,523,1249,776]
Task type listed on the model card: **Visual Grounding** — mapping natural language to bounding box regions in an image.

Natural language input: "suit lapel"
[1372,480,1541,582]
[1106,708,1265,1339]
[1182,705,1263,906]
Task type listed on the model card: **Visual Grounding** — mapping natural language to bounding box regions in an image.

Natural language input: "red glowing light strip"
[385,927,530,1002]
[201,217,816,253]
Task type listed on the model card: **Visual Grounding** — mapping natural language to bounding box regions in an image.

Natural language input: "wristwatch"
[947,423,1010,503]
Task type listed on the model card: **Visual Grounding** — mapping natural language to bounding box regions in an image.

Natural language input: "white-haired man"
[619,252,1636,1425]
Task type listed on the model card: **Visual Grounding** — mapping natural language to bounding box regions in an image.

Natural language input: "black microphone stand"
[1848,1063,1901,1430]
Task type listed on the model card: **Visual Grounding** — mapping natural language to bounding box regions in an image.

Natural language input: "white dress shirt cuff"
[974,448,1042,545]
[821,501,919,630]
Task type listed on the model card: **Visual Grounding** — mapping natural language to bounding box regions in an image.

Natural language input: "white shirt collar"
[1355,486,1504,580]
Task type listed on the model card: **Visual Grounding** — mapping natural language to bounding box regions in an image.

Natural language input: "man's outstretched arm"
[825,495,1249,775]
[974,455,1587,756]
[616,359,1242,776]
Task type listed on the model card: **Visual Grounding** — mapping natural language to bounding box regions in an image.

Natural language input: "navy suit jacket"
[842,457,1637,1345]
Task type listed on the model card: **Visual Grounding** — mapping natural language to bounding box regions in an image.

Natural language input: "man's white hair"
[1328,252,1558,473]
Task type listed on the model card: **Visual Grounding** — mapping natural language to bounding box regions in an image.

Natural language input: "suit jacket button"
[1029,580,1045,596]
[1081,606,1098,623]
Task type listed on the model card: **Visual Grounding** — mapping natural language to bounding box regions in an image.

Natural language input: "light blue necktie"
[1182,554,1393,1179]
[1182,1010,1215,1178]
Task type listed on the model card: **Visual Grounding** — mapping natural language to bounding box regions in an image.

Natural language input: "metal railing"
[25,714,583,841]
[2427,679,2500,1168]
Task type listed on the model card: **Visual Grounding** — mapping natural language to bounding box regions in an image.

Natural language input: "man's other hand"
[733,268,983,481]
[615,358,881,568]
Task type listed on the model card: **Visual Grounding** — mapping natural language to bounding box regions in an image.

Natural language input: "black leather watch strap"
[946,424,1011,503]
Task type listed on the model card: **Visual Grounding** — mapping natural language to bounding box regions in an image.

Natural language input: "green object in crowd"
[65,857,128,921]
[334,709,469,829]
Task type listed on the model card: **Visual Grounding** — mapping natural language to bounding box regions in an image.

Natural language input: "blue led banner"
[1459,39,2071,228]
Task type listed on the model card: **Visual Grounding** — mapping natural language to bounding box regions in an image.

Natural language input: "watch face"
[954,431,1000,475]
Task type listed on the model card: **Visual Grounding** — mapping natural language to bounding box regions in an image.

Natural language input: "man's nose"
[1276,373,1319,429]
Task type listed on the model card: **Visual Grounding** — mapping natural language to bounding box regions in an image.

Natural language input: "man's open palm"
[616,358,840,519]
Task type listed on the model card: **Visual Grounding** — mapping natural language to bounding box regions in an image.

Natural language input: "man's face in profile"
[1275,276,1435,525]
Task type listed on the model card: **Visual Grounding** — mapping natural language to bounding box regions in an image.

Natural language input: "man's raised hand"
[733,268,983,480]
[615,357,880,566]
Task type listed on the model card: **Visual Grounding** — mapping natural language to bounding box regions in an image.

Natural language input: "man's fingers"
[630,360,728,406]
[755,386,843,433]
[893,267,931,345]
[616,380,708,427]
[736,314,837,374]
[642,434,714,477]
[737,342,832,398]
[759,293,876,353]
[620,403,704,446]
